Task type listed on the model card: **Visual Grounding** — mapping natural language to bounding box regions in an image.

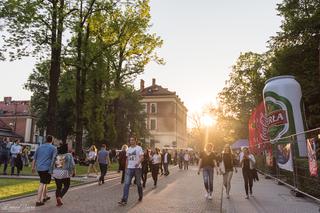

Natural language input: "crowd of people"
[0,137,31,176]
[197,143,257,200]
[1,133,259,207]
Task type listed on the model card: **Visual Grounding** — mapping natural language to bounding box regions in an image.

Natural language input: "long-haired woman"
[220,144,237,199]
[240,147,256,199]
[151,148,162,188]
[86,145,98,178]
[118,144,128,184]
[142,148,151,188]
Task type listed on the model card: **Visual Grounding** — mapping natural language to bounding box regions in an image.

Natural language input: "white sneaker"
[83,176,88,179]
[208,194,212,200]
[205,192,209,199]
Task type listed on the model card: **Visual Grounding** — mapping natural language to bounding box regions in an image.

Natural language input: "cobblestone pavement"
[0,166,223,213]
[221,168,320,213]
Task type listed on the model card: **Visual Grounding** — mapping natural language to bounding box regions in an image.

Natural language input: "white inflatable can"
[263,75,307,157]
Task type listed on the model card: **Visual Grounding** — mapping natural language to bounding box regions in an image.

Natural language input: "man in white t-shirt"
[118,136,144,206]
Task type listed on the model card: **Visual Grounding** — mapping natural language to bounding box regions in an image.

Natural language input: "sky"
[0,0,282,115]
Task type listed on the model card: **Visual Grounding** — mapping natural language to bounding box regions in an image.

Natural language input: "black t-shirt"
[222,153,233,171]
[200,152,217,168]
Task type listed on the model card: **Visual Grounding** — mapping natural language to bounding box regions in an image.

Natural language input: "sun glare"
[202,115,215,127]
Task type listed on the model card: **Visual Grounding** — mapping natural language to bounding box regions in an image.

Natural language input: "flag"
[307,138,318,177]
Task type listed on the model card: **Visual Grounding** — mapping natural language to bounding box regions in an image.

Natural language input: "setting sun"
[201,115,216,127]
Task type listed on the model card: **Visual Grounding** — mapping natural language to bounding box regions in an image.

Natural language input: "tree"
[0,0,70,135]
[268,0,320,128]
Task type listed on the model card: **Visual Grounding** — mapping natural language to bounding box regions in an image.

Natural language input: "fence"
[251,127,320,202]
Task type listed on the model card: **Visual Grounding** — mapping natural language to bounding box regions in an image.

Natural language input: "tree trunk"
[47,0,64,136]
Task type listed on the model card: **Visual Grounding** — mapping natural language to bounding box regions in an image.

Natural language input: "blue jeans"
[203,166,214,193]
[122,168,143,202]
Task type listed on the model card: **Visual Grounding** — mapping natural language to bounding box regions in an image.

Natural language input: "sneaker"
[208,194,212,200]
[98,181,102,185]
[118,200,127,206]
[245,195,249,199]
[43,196,51,202]
[35,202,44,207]
[138,197,143,202]
[205,192,209,199]
[56,197,63,207]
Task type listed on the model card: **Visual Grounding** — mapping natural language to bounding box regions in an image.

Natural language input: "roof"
[0,130,23,138]
[0,101,31,116]
[231,139,249,149]
[141,84,176,96]
[0,119,12,131]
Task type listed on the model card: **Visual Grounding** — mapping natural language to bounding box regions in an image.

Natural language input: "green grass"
[0,178,82,200]
[12,163,119,176]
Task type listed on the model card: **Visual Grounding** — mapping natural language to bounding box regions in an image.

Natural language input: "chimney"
[152,78,156,86]
[140,79,145,91]
[4,97,12,105]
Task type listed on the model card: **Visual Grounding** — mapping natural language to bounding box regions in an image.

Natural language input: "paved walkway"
[1,166,319,213]
[222,169,319,213]
[0,166,222,213]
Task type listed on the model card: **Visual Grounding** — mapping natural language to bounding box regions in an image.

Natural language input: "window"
[150,103,157,114]
[144,118,148,129]
[141,103,147,113]
[150,118,157,130]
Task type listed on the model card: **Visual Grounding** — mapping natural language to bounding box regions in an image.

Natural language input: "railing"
[251,128,320,203]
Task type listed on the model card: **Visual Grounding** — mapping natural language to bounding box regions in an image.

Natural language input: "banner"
[307,138,318,177]
[276,143,293,171]
[248,102,269,154]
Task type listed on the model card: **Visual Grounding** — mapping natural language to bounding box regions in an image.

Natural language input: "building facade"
[0,97,37,143]
[140,79,187,149]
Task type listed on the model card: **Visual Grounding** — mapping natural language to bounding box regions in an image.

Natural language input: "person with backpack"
[32,135,57,207]
[52,143,75,206]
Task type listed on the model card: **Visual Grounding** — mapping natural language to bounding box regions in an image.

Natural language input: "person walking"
[10,139,22,176]
[184,150,190,170]
[86,145,98,178]
[162,149,171,176]
[197,143,218,200]
[178,149,184,169]
[97,144,110,185]
[240,147,256,199]
[118,137,144,206]
[22,146,30,167]
[118,144,128,184]
[52,145,76,207]
[151,148,162,188]
[32,135,57,206]
[0,137,10,175]
[220,144,237,199]
[142,148,151,188]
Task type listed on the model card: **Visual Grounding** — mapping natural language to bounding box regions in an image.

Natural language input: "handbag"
[53,168,70,179]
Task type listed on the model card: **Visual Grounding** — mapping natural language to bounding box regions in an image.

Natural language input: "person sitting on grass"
[32,135,57,207]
